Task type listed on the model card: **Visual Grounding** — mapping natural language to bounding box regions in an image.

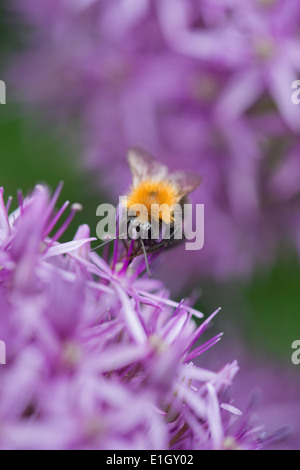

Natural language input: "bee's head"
[127,214,152,241]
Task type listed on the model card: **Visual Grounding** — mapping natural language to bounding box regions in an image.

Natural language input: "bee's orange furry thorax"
[126,179,180,224]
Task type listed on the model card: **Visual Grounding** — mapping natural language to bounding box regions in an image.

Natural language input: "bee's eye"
[136,210,140,217]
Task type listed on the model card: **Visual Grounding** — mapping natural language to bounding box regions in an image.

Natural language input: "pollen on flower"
[84,416,104,440]
[223,436,242,450]
[126,179,180,224]
[71,203,83,212]
[149,334,169,354]
[62,341,82,368]
[254,36,275,60]
[192,75,219,102]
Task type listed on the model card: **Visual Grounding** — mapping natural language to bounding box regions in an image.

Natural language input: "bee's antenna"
[140,238,151,277]
[91,235,123,252]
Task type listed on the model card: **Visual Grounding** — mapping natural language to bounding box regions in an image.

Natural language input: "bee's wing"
[127,147,168,186]
[169,171,202,197]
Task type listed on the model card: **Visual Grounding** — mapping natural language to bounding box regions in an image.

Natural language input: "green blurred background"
[0,4,299,367]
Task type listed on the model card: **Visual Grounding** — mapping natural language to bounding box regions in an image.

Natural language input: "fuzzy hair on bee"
[122,147,202,272]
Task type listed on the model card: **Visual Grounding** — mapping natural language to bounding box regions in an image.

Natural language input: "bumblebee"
[123,147,201,272]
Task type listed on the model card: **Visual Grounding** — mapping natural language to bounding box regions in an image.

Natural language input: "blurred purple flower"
[8,0,300,284]
[159,0,300,130]
[0,184,285,449]
[200,340,300,450]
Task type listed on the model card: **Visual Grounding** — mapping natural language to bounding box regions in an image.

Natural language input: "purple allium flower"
[199,340,300,450]
[0,184,284,449]
[159,0,300,129]
[8,0,300,284]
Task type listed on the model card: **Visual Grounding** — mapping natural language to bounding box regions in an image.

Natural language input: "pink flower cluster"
[0,184,283,449]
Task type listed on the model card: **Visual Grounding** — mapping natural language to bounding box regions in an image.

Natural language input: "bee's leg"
[125,249,143,261]
[125,236,182,262]
[124,239,140,260]
[140,238,151,277]
[140,242,168,256]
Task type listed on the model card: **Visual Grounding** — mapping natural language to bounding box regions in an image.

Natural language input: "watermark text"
[291,80,300,105]
[96,198,204,251]
[291,340,300,365]
[0,80,6,104]
[0,340,6,365]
